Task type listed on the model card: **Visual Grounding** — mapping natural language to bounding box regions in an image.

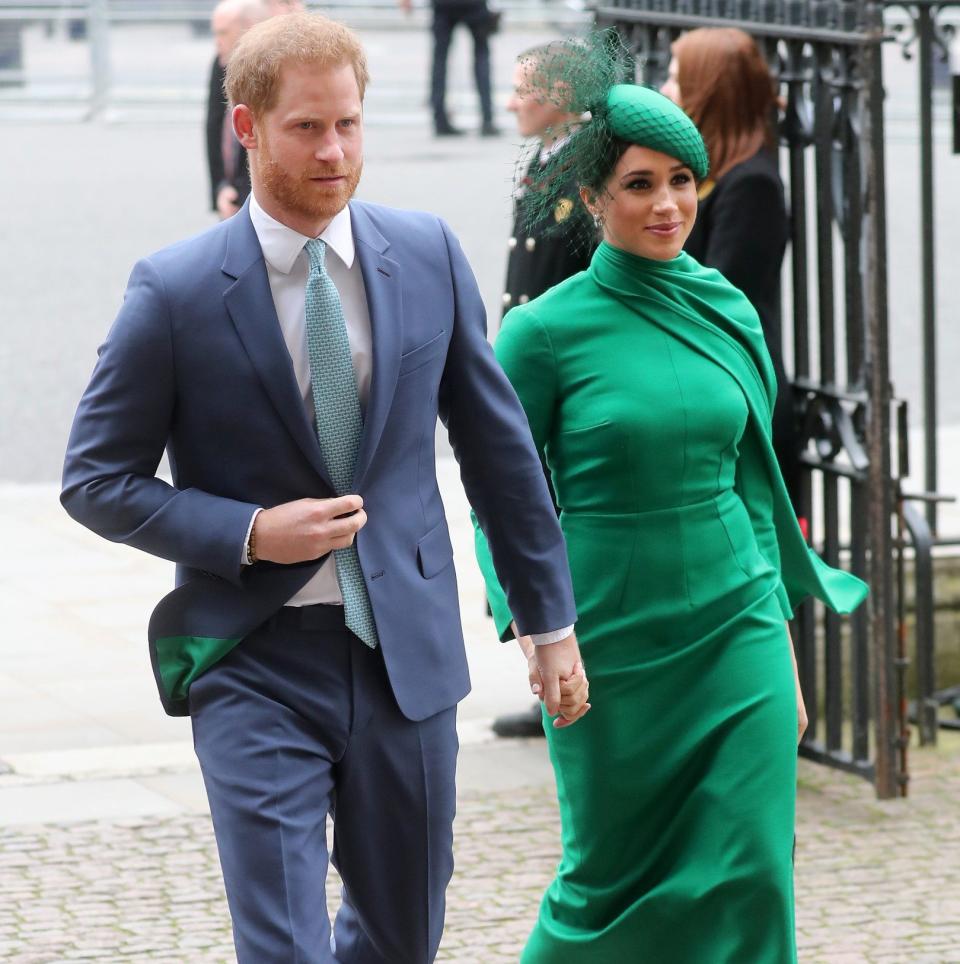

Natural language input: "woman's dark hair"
[580,137,631,198]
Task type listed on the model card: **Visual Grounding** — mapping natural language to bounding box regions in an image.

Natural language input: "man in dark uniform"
[501,43,594,314]
[493,43,597,737]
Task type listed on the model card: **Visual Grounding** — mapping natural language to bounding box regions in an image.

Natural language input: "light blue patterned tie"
[304,238,379,648]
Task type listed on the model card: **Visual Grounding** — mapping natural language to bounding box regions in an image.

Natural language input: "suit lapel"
[351,204,403,490]
[222,205,334,491]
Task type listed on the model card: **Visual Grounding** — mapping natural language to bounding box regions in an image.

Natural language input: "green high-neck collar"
[590,240,694,289]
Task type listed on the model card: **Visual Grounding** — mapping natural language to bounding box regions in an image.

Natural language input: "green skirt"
[523,492,798,964]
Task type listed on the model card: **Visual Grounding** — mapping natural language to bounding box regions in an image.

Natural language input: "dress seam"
[662,333,694,611]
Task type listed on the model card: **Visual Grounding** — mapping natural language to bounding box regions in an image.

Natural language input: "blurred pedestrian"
[492,41,597,739]
[399,0,499,136]
[501,42,595,317]
[662,27,802,513]
[64,13,586,962]
[205,0,269,220]
[474,37,867,959]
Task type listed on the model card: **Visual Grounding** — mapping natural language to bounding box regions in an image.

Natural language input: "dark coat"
[684,147,788,367]
[205,55,251,212]
[502,156,596,317]
[684,147,799,503]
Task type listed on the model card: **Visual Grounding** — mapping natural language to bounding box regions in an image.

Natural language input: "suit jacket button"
[518,294,529,304]
[525,237,536,252]
[502,293,513,306]
[507,237,517,250]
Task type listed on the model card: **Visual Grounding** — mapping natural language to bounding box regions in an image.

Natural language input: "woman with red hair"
[663,27,801,512]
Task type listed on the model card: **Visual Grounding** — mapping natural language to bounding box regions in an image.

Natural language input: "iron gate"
[883,1,960,748]
[593,0,900,797]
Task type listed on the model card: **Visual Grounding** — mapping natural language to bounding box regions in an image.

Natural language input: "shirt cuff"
[530,625,574,646]
[241,507,263,566]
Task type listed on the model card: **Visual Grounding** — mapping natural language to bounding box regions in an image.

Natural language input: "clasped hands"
[513,624,591,728]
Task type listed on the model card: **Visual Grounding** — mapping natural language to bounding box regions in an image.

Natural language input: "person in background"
[474,34,867,960]
[500,42,595,317]
[662,26,802,515]
[399,0,499,137]
[492,41,597,739]
[205,0,270,220]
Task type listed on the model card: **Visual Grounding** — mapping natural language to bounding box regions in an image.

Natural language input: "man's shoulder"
[139,217,233,276]
[349,200,449,246]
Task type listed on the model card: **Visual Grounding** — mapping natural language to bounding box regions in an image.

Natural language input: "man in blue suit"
[61,12,586,964]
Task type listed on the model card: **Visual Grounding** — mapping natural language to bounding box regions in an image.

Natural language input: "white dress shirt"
[244,195,572,644]
[247,194,370,606]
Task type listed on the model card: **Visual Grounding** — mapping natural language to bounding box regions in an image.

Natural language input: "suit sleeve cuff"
[241,508,263,566]
[530,625,574,646]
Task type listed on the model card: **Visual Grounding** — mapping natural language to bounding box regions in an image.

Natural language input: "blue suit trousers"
[190,607,458,964]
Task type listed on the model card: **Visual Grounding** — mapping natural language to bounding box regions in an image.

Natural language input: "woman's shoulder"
[515,270,594,321]
[497,270,595,352]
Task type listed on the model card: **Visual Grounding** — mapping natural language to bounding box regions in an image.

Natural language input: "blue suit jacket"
[62,200,576,719]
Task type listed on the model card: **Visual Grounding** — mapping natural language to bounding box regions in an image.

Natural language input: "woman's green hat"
[604,84,709,181]
[514,30,709,247]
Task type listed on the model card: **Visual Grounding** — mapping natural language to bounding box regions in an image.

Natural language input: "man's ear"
[233,105,258,150]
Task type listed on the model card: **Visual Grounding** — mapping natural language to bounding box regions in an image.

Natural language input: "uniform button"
[525,237,536,252]
[502,293,513,306]
[518,294,529,304]
[507,237,517,250]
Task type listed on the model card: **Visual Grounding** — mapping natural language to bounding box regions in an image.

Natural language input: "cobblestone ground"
[2,741,959,963]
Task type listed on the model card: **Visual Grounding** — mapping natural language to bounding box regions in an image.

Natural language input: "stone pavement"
[3,749,960,962]
[2,479,960,962]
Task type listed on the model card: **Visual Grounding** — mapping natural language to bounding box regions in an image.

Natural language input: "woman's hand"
[796,681,808,744]
[554,661,590,728]
[787,622,807,745]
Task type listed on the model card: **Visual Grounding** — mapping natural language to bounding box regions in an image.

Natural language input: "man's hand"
[216,185,241,220]
[518,630,590,728]
[253,495,366,564]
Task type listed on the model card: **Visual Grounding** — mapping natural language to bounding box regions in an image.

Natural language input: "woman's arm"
[786,620,808,744]
[734,428,794,620]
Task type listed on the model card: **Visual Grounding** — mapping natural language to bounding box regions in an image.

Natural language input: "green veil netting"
[515,29,710,242]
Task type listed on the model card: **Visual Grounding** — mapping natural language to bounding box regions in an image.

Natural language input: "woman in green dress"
[473,66,868,963]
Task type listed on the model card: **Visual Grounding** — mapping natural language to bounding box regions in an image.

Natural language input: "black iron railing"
[883,1,959,749]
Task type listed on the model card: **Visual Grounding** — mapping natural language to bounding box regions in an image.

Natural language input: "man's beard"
[256,138,362,225]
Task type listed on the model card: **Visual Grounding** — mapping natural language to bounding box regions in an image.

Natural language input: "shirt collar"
[249,192,356,274]
[538,131,575,166]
